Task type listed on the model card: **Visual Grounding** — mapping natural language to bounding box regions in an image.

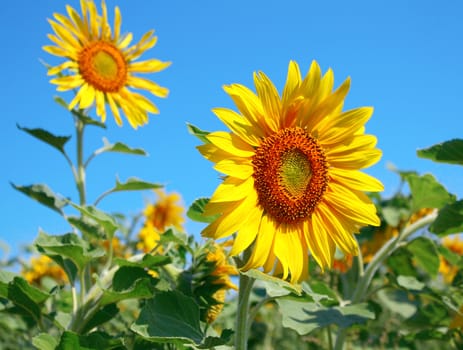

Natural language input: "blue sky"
[1,0,462,257]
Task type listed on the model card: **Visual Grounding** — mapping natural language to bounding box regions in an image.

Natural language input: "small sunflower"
[198,60,383,283]
[44,0,171,128]
[22,255,68,286]
[439,235,463,284]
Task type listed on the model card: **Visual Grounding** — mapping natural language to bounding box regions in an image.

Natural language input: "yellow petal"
[212,108,261,147]
[230,207,263,256]
[113,6,121,40]
[206,131,255,158]
[214,158,253,180]
[254,71,281,132]
[209,176,254,204]
[129,59,172,73]
[329,148,382,170]
[330,168,384,192]
[95,90,106,122]
[243,214,276,270]
[305,213,335,270]
[78,83,96,109]
[126,76,169,97]
[273,225,305,283]
[107,93,123,126]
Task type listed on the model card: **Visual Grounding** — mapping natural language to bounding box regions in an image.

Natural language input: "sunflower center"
[78,41,127,92]
[252,127,329,224]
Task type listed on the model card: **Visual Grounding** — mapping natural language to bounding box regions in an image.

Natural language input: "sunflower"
[22,255,68,286]
[197,60,383,283]
[439,235,463,284]
[44,0,171,128]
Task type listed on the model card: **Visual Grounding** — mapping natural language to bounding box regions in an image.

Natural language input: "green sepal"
[187,198,219,223]
[186,123,210,144]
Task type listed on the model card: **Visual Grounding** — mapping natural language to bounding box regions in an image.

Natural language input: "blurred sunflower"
[137,189,185,253]
[44,0,170,128]
[439,235,463,284]
[22,255,68,286]
[198,60,383,283]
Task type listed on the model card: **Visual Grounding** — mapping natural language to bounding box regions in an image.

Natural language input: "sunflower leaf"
[113,177,162,192]
[276,298,374,335]
[187,123,210,144]
[11,183,67,215]
[70,108,107,129]
[131,290,204,345]
[430,199,463,236]
[417,139,463,166]
[35,231,105,274]
[406,237,439,277]
[96,138,147,156]
[187,198,219,223]
[56,331,123,350]
[32,333,59,350]
[69,204,119,239]
[17,124,71,155]
[403,173,456,212]
[242,269,302,295]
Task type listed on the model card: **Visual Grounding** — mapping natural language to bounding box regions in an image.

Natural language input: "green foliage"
[431,199,463,236]
[11,183,67,215]
[17,124,71,155]
[186,123,210,143]
[417,139,463,165]
[187,197,220,223]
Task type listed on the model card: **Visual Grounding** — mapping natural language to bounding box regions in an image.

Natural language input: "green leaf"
[406,237,440,277]
[197,329,233,349]
[56,331,123,350]
[7,277,50,322]
[81,303,119,334]
[386,248,417,277]
[17,124,71,155]
[417,139,463,166]
[114,254,171,269]
[11,183,67,214]
[396,275,425,291]
[70,204,118,239]
[187,198,219,223]
[97,138,147,156]
[131,290,204,345]
[100,267,155,306]
[68,105,106,129]
[159,228,189,247]
[242,269,302,296]
[277,298,374,335]
[376,289,417,318]
[32,333,59,350]
[66,215,104,239]
[303,281,338,306]
[35,231,105,273]
[113,177,162,192]
[430,199,463,236]
[0,270,17,298]
[186,123,210,144]
[382,206,410,227]
[404,173,456,211]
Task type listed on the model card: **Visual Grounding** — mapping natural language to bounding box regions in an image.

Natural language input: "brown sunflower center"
[252,127,329,224]
[78,41,127,92]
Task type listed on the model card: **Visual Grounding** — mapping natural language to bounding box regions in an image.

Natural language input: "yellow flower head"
[136,223,162,253]
[22,255,68,286]
[143,189,185,232]
[439,235,463,284]
[44,0,171,128]
[198,60,383,283]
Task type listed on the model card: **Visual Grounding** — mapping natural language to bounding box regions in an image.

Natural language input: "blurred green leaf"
[396,275,425,291]
[303,281,339,307]
[242,269,302,296]
[187,198,219,223]
[114,254,171,269]
[70,204,118,239]
[11,183,67,215]
[417,139,463,166]
[100,267,155,306]
[382,206,410,227]
[159,228,189,247]
[66,215,104,239]
[406,237,440,277]
[186,123,210,144]
[387,248,417,277]
[131,290,204,345]
[197,329,234,349]
[81,303,119,334]
[32,333,59,350]
[35,231,104,273]
[17,124,71,155]
[7,277,50,322]
[56,331,123,350]
[430,200,463,236]
[96,138,147,156]
[404,173,456,212]
[377,289,417,318]
[277,298,374,335]
[0,270,17,298]
[113,177,162,192]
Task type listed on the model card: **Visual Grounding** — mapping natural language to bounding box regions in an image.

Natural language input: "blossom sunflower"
[197,60,383,283]
[44,0,171,128]
[22,255,68,286]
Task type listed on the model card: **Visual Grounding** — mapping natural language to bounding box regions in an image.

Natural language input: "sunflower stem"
[333,212,437,350]
[235,273,255,350]
[75,116,87,207]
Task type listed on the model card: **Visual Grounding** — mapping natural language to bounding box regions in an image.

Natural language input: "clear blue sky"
[1,0,462,256]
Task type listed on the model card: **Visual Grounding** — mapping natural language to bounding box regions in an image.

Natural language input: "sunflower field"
[1,1,463,350]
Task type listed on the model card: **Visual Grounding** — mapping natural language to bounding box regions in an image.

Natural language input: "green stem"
[75,117,86,206]
[235,273,255,350]
[333,212,437,350]
[327,325,334,350]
